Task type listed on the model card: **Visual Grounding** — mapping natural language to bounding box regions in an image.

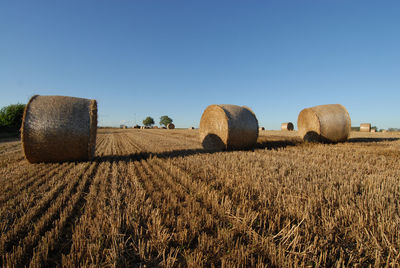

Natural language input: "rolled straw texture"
[360,123,371,132]
[199,104,259,150]
[21,95,97,163]
[281,122,294,131]
[297,104,351,143]
[167,123,175,129]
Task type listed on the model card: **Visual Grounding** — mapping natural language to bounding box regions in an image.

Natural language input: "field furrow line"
[0,163,68,206]
[94,135,107,156]
[124,134,146,153]
[151,158,273,265]
[61,161,112,266]
[0,153,25,169]
[146,158,240,265]
[96,134,113,156]
[138,130,200,145]
[123,159,184,266]
[0,162,80,248]
[0,142,20,153]
[0,147,22,156]
[28,161,99,267]
[1,162,92,267]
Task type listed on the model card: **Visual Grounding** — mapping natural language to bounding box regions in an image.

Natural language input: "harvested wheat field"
[1,128,400,267]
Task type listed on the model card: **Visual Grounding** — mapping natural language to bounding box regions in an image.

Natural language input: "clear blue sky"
[1,1,399,129]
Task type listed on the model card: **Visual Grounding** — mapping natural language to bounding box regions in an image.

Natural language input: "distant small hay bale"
[382,129,388,133]
[167,123,175,129]
[140,126,146,129]
[360,123,371,132]
[297,104,351,143]
[21,95,97,163]
[281,122,294,131]
[371,128,376,133]
[153,126,159,129]
[189,127,195,130]
[259,127,265,131]
[199,104,259,150]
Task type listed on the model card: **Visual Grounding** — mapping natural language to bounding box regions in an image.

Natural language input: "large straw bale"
[21,95,97,163]
[167,123,175,129]
[199,104,259,150]
[297,104,351,143]
[281,122,294,131]
[360,123,371,132]
[259,127,265,131]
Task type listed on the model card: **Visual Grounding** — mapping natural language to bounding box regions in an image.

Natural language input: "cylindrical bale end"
[360,123,371,132]
[297,104,351,143]
[167,123,175,129]
[281,122,294,131]
[199,104,259,150]
[259,127,265,131]
[21,95,98,163]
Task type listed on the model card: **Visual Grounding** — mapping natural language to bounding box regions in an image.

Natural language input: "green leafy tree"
[142,116,155,127]
[0,103,26,129]
[159,115,173,127]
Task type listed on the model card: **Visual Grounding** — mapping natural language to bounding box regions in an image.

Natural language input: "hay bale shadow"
[348,137,400,143]
[201,134,226,150]
[303,131,335,144]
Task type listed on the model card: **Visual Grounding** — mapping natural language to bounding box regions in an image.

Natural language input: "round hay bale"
[21,95,97,163]
[259,127,265,131]
[167,123,175,129]
[199,104,259,150]
[297,104,351,143]
[281,122,294,131]
[360,123,371,132]
[188,127,195,130]
[140,126,145,129]
[371,128,376,133]
[153,126,159,129]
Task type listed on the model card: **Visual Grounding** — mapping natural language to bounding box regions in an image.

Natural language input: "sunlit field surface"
[1,129,399,267]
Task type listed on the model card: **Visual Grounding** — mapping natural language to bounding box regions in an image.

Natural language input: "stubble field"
[1,128,399,267]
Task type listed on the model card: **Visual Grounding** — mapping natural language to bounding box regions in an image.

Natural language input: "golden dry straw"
[259,127,265,131]
[21,95,97,163]
[360,123,371,132]
[199,104,259,150]
[153,126,159,129]
[297,104,351,143]
[281,122,294,131]
[371,128,376,133]
[167,123,175,129]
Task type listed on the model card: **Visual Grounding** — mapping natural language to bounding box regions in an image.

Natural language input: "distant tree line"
[142,115,173,127]
[388,128,400,132]
[0,103,26,132]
